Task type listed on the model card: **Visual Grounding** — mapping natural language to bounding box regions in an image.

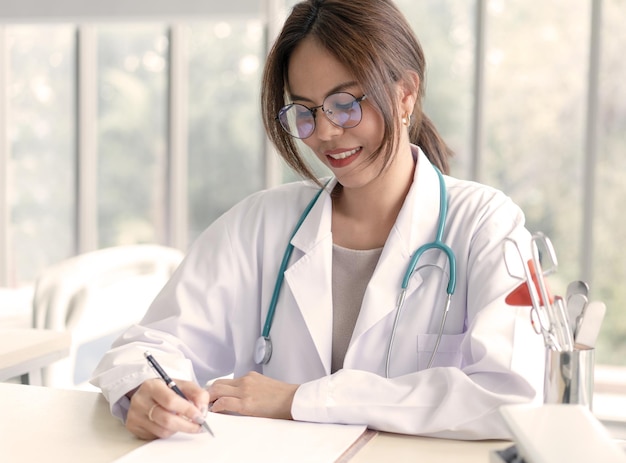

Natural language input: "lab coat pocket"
[416,333,464,370]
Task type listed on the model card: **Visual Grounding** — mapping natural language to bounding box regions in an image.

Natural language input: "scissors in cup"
[504,237,558,349]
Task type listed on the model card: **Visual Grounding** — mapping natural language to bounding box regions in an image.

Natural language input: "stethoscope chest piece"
[254,335,272,365]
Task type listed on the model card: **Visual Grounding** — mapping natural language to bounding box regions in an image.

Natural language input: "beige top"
[331,244,383,373]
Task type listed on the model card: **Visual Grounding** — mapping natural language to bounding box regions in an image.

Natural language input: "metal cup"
[544,346,595,408]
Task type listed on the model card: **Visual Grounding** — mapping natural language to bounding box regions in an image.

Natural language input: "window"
[6,25,76,282]
[0,1,265,288]
[396,0,626,368]
[1,1,625,377]
[187,20,264,240]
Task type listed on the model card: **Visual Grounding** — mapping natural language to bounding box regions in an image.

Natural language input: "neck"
[331,143,416,249]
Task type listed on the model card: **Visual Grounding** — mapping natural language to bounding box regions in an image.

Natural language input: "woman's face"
[286,37,389,190]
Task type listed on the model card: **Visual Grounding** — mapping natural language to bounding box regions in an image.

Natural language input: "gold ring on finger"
[148,403,159,422]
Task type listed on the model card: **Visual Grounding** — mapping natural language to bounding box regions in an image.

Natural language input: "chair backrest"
[32,244,184,388]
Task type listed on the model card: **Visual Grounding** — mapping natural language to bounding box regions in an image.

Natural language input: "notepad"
[114,413,366,463]
[499,404,626,463]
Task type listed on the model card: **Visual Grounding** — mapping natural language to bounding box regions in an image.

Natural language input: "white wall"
[0,0,262,22]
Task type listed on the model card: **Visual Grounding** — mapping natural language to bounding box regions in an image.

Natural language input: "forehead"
[287,37,357,101]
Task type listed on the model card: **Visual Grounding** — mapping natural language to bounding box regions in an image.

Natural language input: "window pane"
[398,0,475,177]
[483,0,588,296]
[8,25,75,283]
[187,20,264,241]
[593,0,626,365]
[97,24,168,247]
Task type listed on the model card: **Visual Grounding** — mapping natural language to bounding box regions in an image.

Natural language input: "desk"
[0,329,71,384]
[349,432,505,462]
[0,383,508,462]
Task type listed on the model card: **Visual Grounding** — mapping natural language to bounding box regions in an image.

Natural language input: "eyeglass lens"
[277,92,365,139]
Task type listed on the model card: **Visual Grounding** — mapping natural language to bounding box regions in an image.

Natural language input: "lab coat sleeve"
[90,203,252,422]
[292,307,542,439]
[292,191,545,440]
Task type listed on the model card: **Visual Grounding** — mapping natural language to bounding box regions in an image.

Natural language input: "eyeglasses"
[276,92,367,139]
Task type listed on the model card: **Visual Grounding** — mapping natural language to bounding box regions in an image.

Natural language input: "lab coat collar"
[289,179,335,253]
[387,145,442,257]
[285,146,444,373]
[284,180,335,372]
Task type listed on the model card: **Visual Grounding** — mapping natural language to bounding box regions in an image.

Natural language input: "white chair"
[32,244,184,389]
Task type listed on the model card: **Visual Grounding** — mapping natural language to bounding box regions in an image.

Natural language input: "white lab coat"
[91,147,545,440]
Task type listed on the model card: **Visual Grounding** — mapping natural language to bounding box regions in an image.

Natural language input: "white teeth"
[329,147,360,160]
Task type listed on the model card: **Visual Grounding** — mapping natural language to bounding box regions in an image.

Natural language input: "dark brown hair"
[261,0,453,182]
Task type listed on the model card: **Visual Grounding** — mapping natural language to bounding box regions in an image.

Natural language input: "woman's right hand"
[125,378,210,440]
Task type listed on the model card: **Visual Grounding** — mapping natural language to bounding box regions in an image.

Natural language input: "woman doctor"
[91,0,544,441]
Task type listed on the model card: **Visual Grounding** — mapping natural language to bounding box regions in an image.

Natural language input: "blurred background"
[0,0,624,371]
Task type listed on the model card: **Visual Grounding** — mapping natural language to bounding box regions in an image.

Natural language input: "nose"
[314,111,344,141]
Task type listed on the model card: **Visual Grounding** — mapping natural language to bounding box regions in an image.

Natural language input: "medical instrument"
[552,296,575,351]
[527,233,573,351]
[504,238,556,348]
[504,259,554,308]
[504,235,570,351]
[144,351,215,437]
[254,168,457,379]
[385,168,456,376]
[567,292,589,338]
[566,280,589,302]
[565,280,589,338]
[504,233,606,352]
[574,301,606,348]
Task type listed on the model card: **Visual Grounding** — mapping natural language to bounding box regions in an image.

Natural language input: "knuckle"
[159,410,177,428]
[143,378,162,392]
[154,427,175,439]
[159,394,180,411]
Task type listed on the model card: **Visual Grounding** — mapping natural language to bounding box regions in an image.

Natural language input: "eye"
[294,104,312,118]
[334,101,355,111]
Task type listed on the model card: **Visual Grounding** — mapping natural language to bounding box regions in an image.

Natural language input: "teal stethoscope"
[254,167,457,377]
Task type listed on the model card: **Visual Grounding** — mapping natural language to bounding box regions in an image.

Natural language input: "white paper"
[114,413,366,463]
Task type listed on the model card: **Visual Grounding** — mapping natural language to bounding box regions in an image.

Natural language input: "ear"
[398,70,420,116]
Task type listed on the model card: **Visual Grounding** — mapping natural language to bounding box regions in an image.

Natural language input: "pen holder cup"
[544,346,594,409]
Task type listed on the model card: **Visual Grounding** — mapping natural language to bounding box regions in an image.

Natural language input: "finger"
[126,399,178,440]
[130,378,162,409]
[176,379,210,413]
[210,396,244,415]
[126,380,165,439]
[128,418,176,441]
[208,380,241,402]
[128,379,205,437]
[145,402,203,435]
[149,380,207,425]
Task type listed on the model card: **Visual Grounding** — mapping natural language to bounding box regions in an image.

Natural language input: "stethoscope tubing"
[258,167,457,375]
[384,167,456,377]
[261,183,329,339]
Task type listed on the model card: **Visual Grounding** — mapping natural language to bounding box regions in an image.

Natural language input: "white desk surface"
[0,383,508,462]
[0,329,71,382]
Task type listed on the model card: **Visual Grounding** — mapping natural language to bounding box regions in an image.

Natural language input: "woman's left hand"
[207,371,299,420]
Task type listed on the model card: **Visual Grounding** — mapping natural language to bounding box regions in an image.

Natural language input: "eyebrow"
[288,80,360,103]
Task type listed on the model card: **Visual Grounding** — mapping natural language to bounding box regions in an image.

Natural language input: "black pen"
[144,351,215,437]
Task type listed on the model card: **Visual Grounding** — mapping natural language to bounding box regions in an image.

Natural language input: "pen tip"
[143,351,151,358]
[202,422,215,437]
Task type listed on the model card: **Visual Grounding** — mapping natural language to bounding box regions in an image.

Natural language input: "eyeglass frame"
[276,92,368,139]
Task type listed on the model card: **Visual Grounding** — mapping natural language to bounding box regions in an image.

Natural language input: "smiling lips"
[325,146,362,168]
[328,147,360,160]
